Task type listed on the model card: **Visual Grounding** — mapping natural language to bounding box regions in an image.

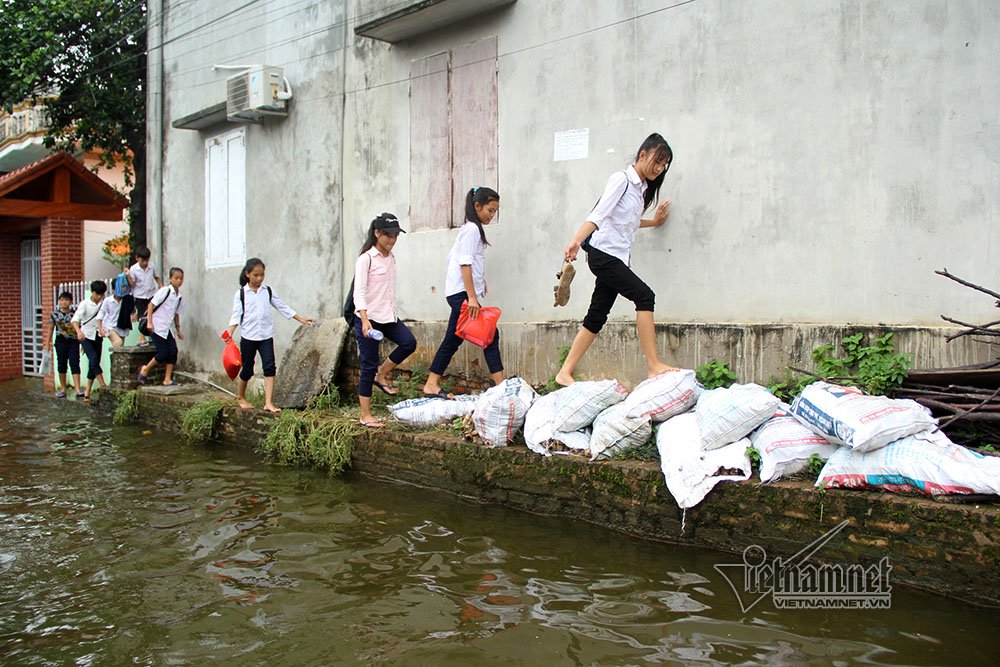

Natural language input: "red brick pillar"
[0,234,22,382]
[40,218,84,390]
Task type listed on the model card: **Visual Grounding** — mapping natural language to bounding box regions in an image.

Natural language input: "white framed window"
[205,127,246,268]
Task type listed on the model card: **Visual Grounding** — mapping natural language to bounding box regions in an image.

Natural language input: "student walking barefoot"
[225,258,315,414]
[422,187,504,398]
[352,213,417,427]
[556,133,678,386]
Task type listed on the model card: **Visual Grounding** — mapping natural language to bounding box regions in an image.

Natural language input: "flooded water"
[1,379,997,665]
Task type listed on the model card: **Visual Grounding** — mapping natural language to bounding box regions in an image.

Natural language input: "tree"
[0,0,147,246]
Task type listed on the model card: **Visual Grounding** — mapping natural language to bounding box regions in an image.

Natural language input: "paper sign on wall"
[553,128,589,161]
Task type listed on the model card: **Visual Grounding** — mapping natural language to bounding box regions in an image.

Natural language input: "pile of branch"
[893,269,1000,445]
[893,384,1000,445]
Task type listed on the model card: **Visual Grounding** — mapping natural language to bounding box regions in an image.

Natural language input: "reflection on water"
[0,379,997,665]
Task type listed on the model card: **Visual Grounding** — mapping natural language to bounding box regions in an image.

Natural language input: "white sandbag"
[552,428,591,451]
[589,402,652,461]
[750,404,839,482]
[523,392,559,456]
[551,379,628,432]
[697,383,780,451]
[656,411,752,509]
[789,381,936,453]
[524,392,592,456]
[389,394,479,427]
[473,377,538,447]
[622,369,702,422]
[816,428,1000,496]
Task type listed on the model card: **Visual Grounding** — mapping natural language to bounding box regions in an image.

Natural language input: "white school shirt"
[71,297,103,340]
[444,221,486,298]
[149,285,184,338]
[585,165,647,265]
[229,284,297,341]
[353,247,397,324]
[97,297,129,338]
[129,262,159,299]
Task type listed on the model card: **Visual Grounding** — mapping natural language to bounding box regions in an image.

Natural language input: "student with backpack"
[555,133,679,386]
[421,187,504,399]
[137,267,185,387]
[126,245,162,347]
[350,213,417,427]
[71,280,109,401]
[224,258,315,413]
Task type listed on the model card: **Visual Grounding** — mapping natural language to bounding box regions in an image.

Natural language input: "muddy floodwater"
[1,380,997,665]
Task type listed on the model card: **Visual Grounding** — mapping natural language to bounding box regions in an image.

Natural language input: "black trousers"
[81,336,104,379]
[582,246,656,334]
[151,331,178,365]
[239,337,277,381]
[54,336,81,374]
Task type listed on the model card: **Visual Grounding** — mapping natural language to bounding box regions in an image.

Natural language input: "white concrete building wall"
[150,0,1000,381]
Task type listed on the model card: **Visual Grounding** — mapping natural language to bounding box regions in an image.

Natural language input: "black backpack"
[343,255,373,326]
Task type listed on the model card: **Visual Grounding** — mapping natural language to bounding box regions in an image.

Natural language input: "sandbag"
[750,404,839,482]
[390,394,479,427]
[697,383,780,451]
[589,402,652,461]
[816,428,1000,496]
[523,392,559,456]
[622,369,701,422]
[473,377,538,447]
[789,381,936,453]
[656,411,752,509]
[552,428,591,452]
[552,379,628,432]
[524,392,593,457]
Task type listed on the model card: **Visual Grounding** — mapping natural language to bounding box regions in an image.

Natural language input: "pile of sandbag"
[522,380,625,456]
[785,381,999,497]
[654,382,778,507]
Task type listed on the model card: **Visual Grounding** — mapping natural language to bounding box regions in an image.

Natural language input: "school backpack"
[138,291,182,336]
[112,271,131,297]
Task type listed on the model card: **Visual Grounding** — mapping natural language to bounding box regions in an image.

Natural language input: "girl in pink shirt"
[353,213,417,427]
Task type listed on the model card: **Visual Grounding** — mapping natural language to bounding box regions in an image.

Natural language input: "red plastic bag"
[221,331,242,381]
[456,301,502,349]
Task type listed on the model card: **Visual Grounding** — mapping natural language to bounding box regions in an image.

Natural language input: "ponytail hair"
[359,221,378,255]
[239,257,265,286]
[464,186,499,246]
[634,133,673,211]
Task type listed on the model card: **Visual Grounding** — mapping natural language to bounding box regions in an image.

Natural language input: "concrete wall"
[149,0,1000,379]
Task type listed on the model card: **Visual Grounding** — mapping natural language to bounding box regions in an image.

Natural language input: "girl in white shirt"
[422,187,504,398]
[225,258,315,414]
[556,133,678,386]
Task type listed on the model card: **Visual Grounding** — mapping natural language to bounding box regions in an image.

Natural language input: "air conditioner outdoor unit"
[226,66,290,122]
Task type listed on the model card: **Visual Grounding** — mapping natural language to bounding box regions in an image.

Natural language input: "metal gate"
[21,238,43,376]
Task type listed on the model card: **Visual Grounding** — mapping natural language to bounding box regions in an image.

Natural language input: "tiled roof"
[0,151,129,207]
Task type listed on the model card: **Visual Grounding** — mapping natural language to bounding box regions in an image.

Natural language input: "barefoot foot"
[237,398,253,410]
[648,364,680,378]
[554,371,575,387]
[263,404,282,414]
